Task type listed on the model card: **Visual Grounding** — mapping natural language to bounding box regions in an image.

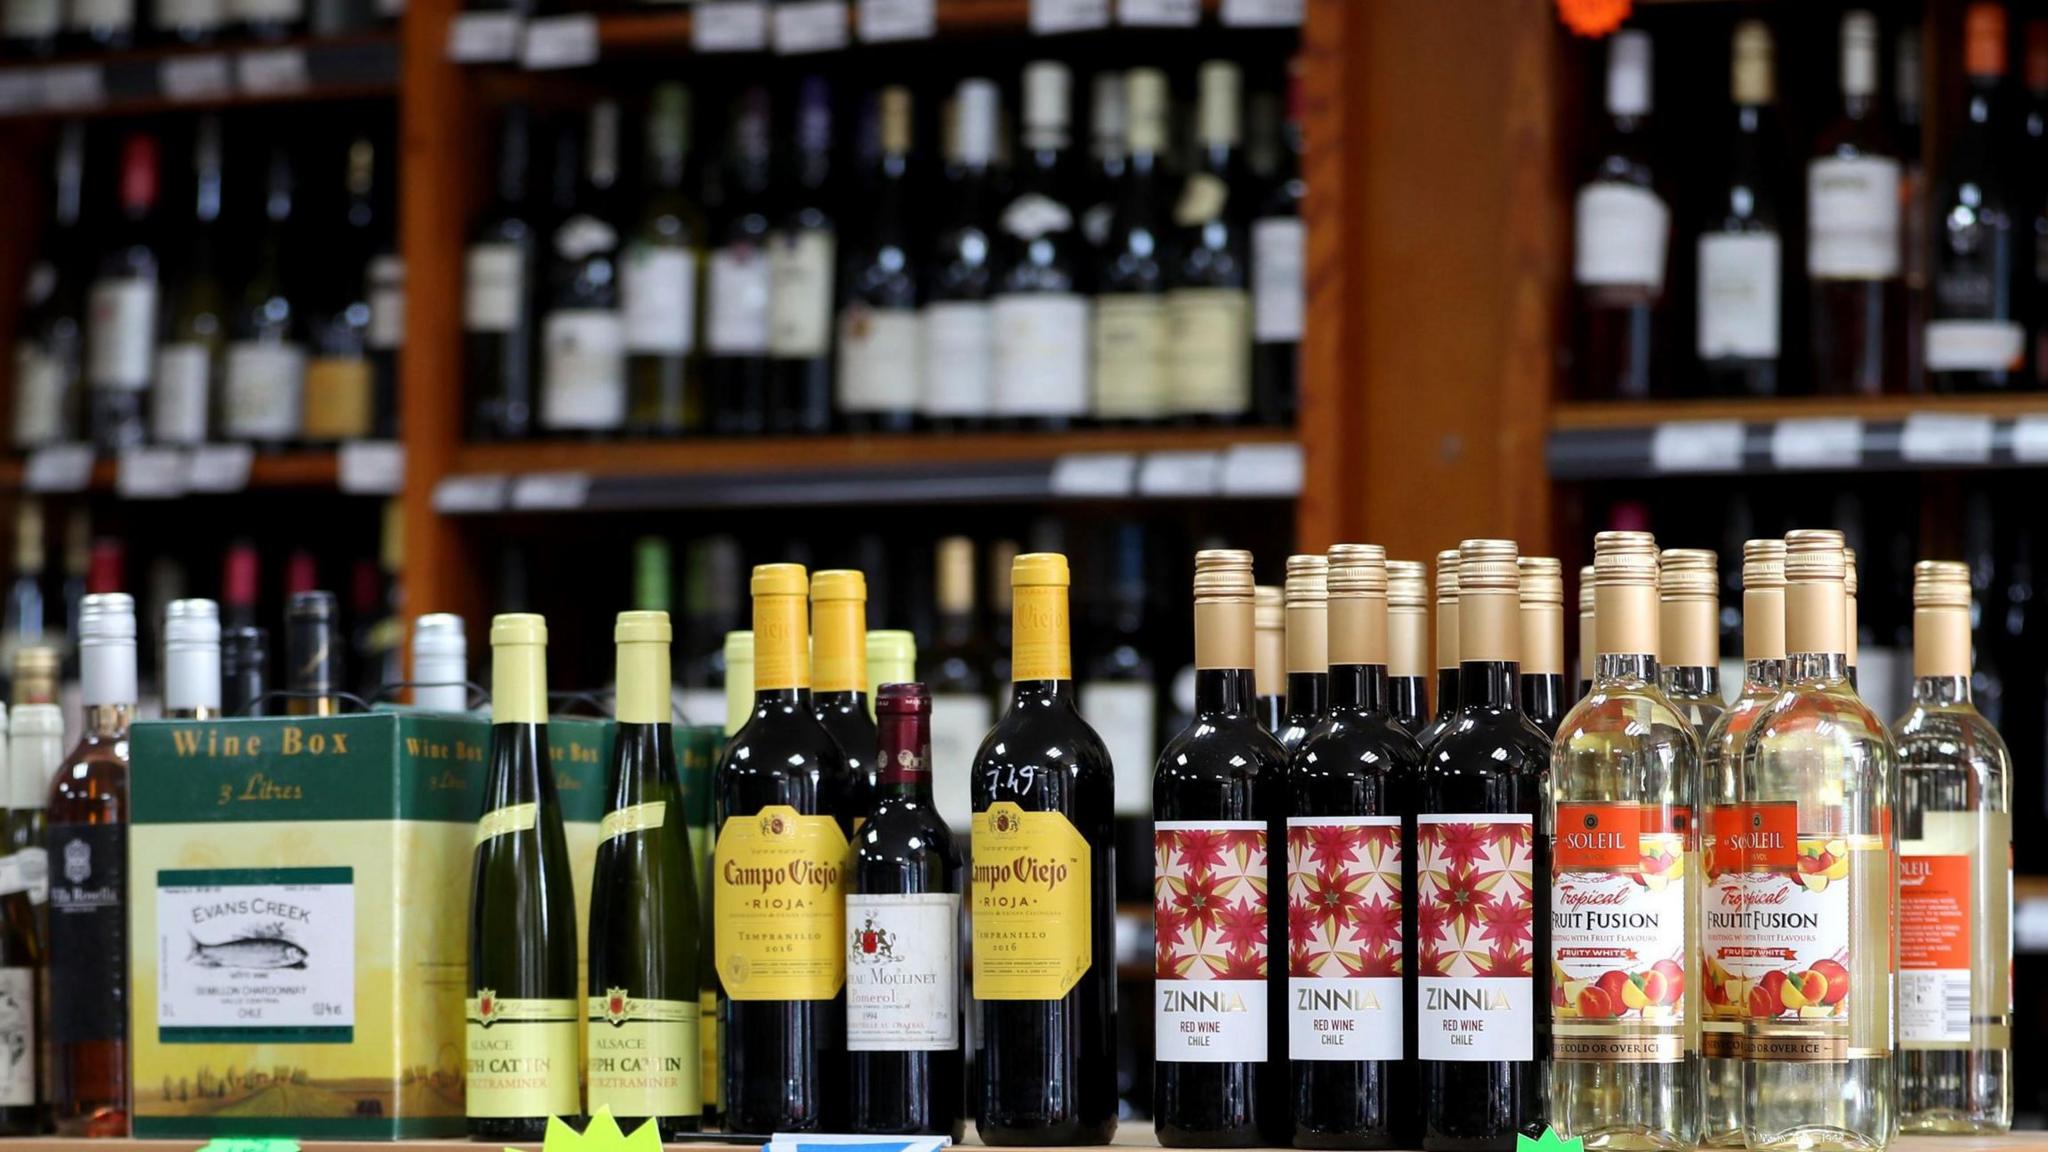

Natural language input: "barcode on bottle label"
[1900,970,1971,1045]
[1649,420,1744,474]
[856,0,931,41]
[1899,413,1993,465]
[1768,418,1861,472]
[693,0,768,51]
[1030,0,1107,33]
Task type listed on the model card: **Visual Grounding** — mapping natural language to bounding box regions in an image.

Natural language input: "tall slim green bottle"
[466,613,581,1140]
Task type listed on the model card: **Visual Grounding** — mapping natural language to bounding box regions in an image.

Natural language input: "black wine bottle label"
[464,995,578,1118]
[1285,815,1404,1060]
[712,805,847,1001]
[846,893,960,1051]
[587,992,700,1118]
[1153,820,1269,1061]
[1417,814,1535,1061]
[48,822,125,1044]
[970,801,1092,1000]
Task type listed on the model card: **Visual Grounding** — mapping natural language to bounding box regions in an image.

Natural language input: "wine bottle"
[153,0,222,45]
[923,79,999,429]
[866,630,914,714]
[1547,532,1695,1148]
[1386,559,1430,737]
[1658,548,1724,738]
[1516,556,1566,739]
[1254,584,1285,734]
[15,124,83,451]
[2030,22,2048,389]
[1894,561,2012,1133]
[714,563,850,1132]
[155,117,224,448]
[1417,540,1547,1151]
[0,502,45,698]
[1573,29,1667,400]
[1418,549,1460,749]
[9,701,61,912]
[222,145,306,447]
[1737,530,1896,1151]
[467,108,539,442]
[1169,61,1253,420]
[928,537,989,835]
[161,598,219,720]
[1845,546,1860,688]
[588,610,702,1137]
[1899,26,1929,395]
[624,83,705,437]
[1278,554,1328,753]
[1153,550,1288,1146]
[1928,4,2023,393]
[466,614,580,1141]
[86,132,159,454]
[708,87,774,436]
[303,136,379,445]
[769,77,837,436]
[679,537,741,728]
[541,101,627,436]
[1577,565,1595,700]
[986,538,1018,698]
[0,703,36,1138]
[11,647,55,710]
[1810,10,1902,396]
[848,682,964,1138]
[61,0,130,52]
[1251,67,1304,425]
[972,551,1116,1145]
[365,146,402,441]
[3,0,59,57]
[1699,20,1782,397]
[412,612,469,712]
[1092,67,1171,424]
[838,85,920,433]
[283,591,341,716]
[813,569,879,825]
[992,62,1089,429]
[1288,544,1421,1147]
[48,593,133,1137]
[231,0,301,42]
[1080,524,1155,902]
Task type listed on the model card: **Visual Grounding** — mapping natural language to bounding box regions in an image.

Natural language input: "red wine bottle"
[1278,555,1329,755]
[1418,550,1461,750]
[1387,560,1431,738]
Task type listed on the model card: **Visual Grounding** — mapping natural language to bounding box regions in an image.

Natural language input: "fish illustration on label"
[188,922,309,970]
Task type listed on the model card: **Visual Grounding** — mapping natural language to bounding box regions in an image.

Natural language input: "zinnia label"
[1155,821,1270,1062]
[1416,814,1534,1062]
[1286,816,1402,1061]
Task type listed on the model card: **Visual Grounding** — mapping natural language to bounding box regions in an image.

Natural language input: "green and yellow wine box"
[129,711,612,1140]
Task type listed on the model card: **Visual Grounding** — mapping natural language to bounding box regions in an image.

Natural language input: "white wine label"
[1155,821,1270,1063]
[223,341,306,441]
[1090,294,1169,420]
[1573,181,1669,290]
[65,0,129,28]
[1697,231,1781,360]
[475,802,538,844]
[846,892,960,1051]
[464,244,525,334]
[12,343,64,449]
[1287,816,1403,1061]
[87,277,157,390]
[0,967,29,1106]
[599,800,666,844]
[586,993,700,1119]
[465,997,580,1119]
[836,305,921,413]
[708,244,772,355]
[1416,815,1534,1062]
[367,255,405,351]
[151,0,220,28]
[3,0,60,37]
[1711,805,1860,1062]
[920,301,992,418]
[768,230,836,359]
[928,691,992,833]
[1079,680,1156,817]
[622,246,697,355]
[1807,156,1902,280]
[1925,319,2025,372]
[1167,287,1250,415]
[152,342,211,445]
[541,309,626,430]
[155,867,356,1041]
[1899,852,1971,1046]
[1550,804,1687,1063]
[991,293,1089,417]
[1252,216,1305,343]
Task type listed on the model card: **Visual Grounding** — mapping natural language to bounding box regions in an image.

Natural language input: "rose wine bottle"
[1659,548,1726,739]
[1279,555,1330,754]
[1517,558,1566,739]
[1255,585,1286,735]
[1387,560,1431,738]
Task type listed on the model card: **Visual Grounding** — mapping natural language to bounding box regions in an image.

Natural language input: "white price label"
[40,65,102,109]
[1900,412,1994,465]
[115,447,188,499]
[236,47,307,94]
[433,473,508,514]
[186,443,254,492]
[856,0,930,41]
[1220,0,1300,25]
[520,13,597,69]
[510,471,589,510]
[692,0,768,50]
[1049,452,1135,498]
[1769,417,1863,472]
[1117,0,1197,24]
[2011,415,2048,463]
[1649,420,1745,474]
[1220,441,1304,497]
[158,53,231,100]
[1137,450,1221,497]
[24,444,93,493]
[446,11,522,60]
[338,440,405,495]
[1030,0,1107,33]
[772,0,845,53]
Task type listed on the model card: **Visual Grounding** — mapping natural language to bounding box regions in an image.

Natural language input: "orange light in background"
[1557,0,1633,38]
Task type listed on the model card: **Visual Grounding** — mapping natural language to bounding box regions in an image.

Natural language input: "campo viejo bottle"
[714,563,850,1133]
[813,570,880,826]
[587,610,701,1137]
[972,552,1117,1145]
[466,613,581,1141]
[1153,550,1289,1147]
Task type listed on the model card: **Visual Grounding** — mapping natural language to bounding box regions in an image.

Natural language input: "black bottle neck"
[1196,666,1257,716]
[1329,663,1389,714]
[1285,669,1327,720]
[1434,667,1459,717]
[1458,659,1519,709]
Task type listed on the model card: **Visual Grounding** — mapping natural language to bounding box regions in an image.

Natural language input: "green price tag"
[197,1140,299,1152]
[531,1107,662,1152]
[1516,1128,1586,1152]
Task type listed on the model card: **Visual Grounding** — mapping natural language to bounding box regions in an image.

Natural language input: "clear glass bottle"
[1893,560,2011,1133]
[1659,549,1725,739]
[1549,531,1699,1149]
[1739,529,1896,1152]
[1699,540,1786,1148]
[1577,565,1596,700]
[1844,547,1860,689]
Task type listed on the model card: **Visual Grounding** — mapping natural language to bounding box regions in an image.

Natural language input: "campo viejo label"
[1550,803,1689,1064]
[713,805,848,1001]
[1154,821,1269,1063]
[1417,814,1535,1062]
[971,802,1091,1000]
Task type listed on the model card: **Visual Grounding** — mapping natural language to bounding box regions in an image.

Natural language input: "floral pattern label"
[1286,816,1403,1061]
[1550,803,1688,1063]
[1417,814,1534,1062]
[1710,803,1859,1062]
[1154,820,1270,1063]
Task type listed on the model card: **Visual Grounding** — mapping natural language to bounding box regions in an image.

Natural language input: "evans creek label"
[713,805,847,1001]
[1550,804,1688,1063]
[846,892,960,1051]
[1417,814,1534,1062]
[1155,821,1269,1063]
[970,802,1092,1000]
[1287,816,1402,1061]
[1709,803,1858,1062]
[156,867,355,1042]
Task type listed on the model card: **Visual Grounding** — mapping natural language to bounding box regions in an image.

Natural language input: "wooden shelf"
[1553,394,2048,431]
[0,31,397,119]
[0,450,341,493]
